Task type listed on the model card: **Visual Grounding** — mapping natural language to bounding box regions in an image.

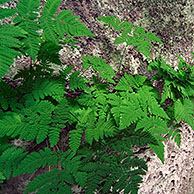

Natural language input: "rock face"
[0,0,194,194]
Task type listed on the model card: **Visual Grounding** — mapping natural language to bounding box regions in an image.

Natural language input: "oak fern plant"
[0,1,193,194]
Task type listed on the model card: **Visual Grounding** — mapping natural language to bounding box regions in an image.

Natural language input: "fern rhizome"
[0,0,193,193]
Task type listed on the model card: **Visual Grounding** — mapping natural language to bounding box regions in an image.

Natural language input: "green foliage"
[98,16,163,60]
[0,147,27,179]
[82,55,116,84]
[0,25,27,77]
[174,98,194,129]
[0,1,193,194]
[148,56,194,101]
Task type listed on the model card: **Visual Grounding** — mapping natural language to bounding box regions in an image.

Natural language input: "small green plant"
[0,1,193,194]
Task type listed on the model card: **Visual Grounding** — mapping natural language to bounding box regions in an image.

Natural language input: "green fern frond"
[24,168,73,194]
[124,129,158,146]
[98,16,163,60]
[41,0,61,17]
[115,73,147,91]
[38,40,62,65]
[13,147,61,177]
[0,112,24,138]
[119,96,144,129]
[69,71,88,91]
[56,10,95,37]
[0,81,22,111]
[85,119,116,145]
[26,78,65,102]
[48,126,61,147]
[174,98,194,129]
[82,55,116,84]
[85,171,105,194]
[0,8,16,19]
[0,100,58,145]
[69,129,83,153]
[39,15,59,44]
[168,123,182,148]
[13,0,41,61]
[137,85,169,119]
[147,96,169,119]
[97,16,133,35]
[0,25,26,78]
[53,98,78,125]
[0,171,6,183]
[0,147,27,179]
[149,140,165,163]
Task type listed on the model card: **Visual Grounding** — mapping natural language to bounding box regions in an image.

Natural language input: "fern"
[0,100,64,147]
[174,98,194,129]
[1,1,193,193]
[37,40,62,65]
[13,0,41,61]
[168,123,182,148]
[0,81,22,111]
[98,16,163,60]
[0,147,27,179]
[82,55,116,84]
[24,77,66,103]
[69,71,88,91]
[13,147,63,176]
[148,56,194,102]
[24,168,73,194]
[115,73,147,91]
[0,25,26,78]
[0,8,16,19]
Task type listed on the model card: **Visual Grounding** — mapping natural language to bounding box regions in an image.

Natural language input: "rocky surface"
[0,0,194,194]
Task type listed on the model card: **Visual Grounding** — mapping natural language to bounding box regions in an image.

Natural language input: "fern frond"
[97,16,132,34]
[85,119,116,145]
[56,10,95,37]
[53,98,78,125]
[147,96,169,119]
[41,0,61,17]
[0,8,16,19]
[85,171,104,194]
[124,129,158,146]
[38,40,62,65]
[0,25,26,78]
[14,0,41,61]
[168,123,182,148]
[0,112,24,138]
[24,168,73,194]
[119,95,144,129]
[0,147,27,179]
[136,116,169,134]
[0,81,22,111]
[69,129,83,153]
[48,126,61,147]
[149,140,165,163]
[39,15,59,44]
[82,55,116,84]
[25,78,65,102]
[0,171,6,183]
[69,71,88,91]
[174,98,194,129]
[13,147,61,176]
[98,16,163,60]
[115,73,147,91]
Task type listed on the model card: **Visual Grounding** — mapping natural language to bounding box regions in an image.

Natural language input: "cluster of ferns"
[0,0,193,193]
